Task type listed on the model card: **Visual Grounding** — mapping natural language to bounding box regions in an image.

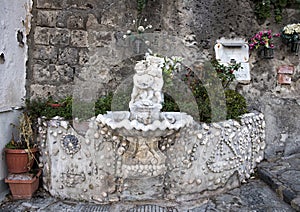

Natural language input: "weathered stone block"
[36,0,63,9]
[78,48,89,65]
[121,177,165,201]
[291,197,300,211]
[37,10,57,27]
[33,45,57,63]
[55,64,74,82]
[32,61,50,82]
[67,14,85,29]
[88,31,112,47]
[30,84,57,100]
[49,29,70,46]
[71,30,88,47]
[58,47,78,65]
[264,100,300,159]
[34,27,50,45]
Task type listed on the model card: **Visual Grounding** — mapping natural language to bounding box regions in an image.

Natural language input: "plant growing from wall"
[161,59,247,122]
[137,0,147,14]
[255,0,271,20]
[254,0,300,23]
[211,60,242,89]
[26,97,73,120]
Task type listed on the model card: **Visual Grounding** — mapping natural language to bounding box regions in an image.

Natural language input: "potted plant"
[4,112,38,173]
[248,30,280,59]
[4,111,41,199]
[281,23,300,53]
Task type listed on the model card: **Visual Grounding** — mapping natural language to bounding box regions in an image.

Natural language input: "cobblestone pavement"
[0,179,294,212]
[1,153,299,212]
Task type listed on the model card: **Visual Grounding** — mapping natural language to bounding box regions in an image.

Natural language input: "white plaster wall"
[0,0,32,201]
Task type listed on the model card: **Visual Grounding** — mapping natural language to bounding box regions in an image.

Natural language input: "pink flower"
[268,35,272,39]
[249,43,254,49]
[274,33,280,37]
[270,44,274,48]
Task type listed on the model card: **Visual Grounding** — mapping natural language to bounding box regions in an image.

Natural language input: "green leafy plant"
[211,60,242,89]
[95,93,113,115]
[25,94,127,121]
[225,89,248,120]
[26,97,73,120]
[255,0,271,20]
[162,63,247,122]
[254,0,299,23]
[25,57,247,124]
[162,56,183,86]
[162,94,180,112]
[137,0,147,14]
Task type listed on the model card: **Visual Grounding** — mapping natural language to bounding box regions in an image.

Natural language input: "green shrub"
[26,96,73,120]
[254,0,299,23]
[224,89,248,121]
[95,93,113,115]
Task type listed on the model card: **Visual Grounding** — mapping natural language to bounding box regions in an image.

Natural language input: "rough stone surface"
[0,180,294,211]
[258,153,300,211]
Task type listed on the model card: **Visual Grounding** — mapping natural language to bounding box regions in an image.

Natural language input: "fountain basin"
[39,112,266,203]
[97,111,193,137]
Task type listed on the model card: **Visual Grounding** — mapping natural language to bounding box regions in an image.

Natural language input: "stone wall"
[28,0,300,160]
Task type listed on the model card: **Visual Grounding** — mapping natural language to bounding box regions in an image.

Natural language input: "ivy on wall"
[137,0,147,14]
[254,0,300,23]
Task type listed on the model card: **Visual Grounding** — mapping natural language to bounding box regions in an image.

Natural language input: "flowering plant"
[281,23,300,43]
[122,19,152,39]
[248,30,280,49]
[211,59,242,89]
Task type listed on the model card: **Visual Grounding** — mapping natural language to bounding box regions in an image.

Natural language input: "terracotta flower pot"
[5,148,38,174]
[5,169,42,199]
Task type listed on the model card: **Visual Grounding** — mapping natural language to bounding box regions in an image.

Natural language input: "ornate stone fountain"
[98,55,193,180]
[39,55,266,203]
